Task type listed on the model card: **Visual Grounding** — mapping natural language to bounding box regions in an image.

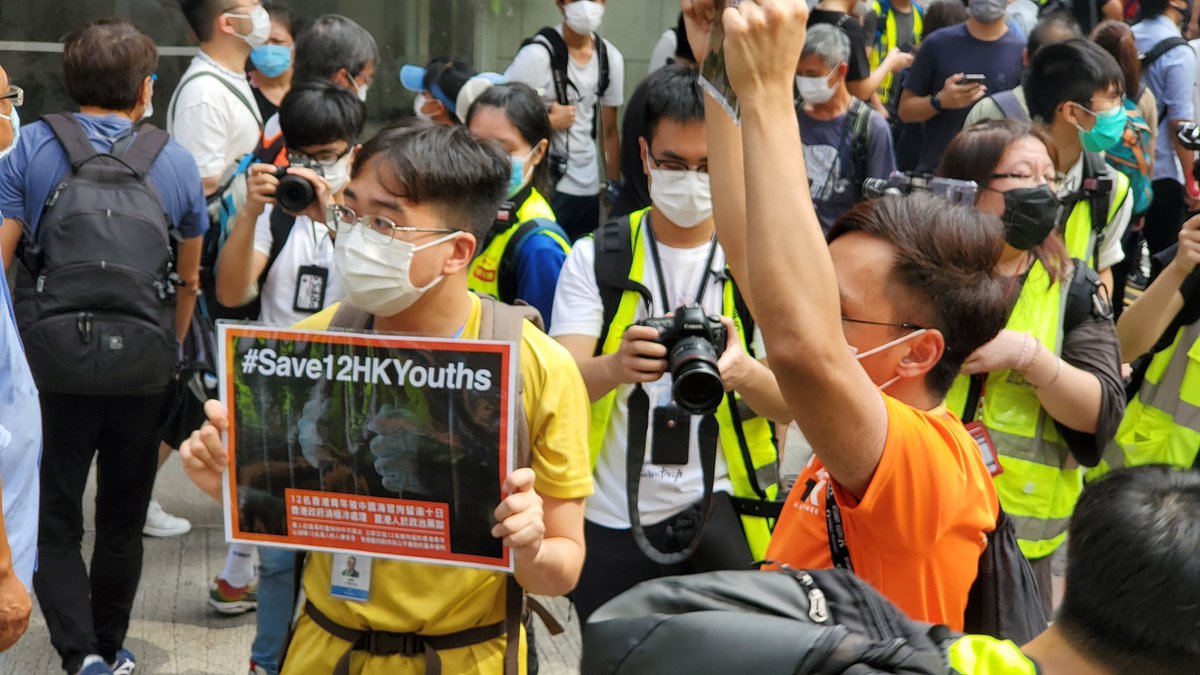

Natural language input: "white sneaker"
[143,499,191,537]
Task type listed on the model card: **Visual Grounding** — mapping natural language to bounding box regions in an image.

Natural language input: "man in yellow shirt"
[179,120,593,674]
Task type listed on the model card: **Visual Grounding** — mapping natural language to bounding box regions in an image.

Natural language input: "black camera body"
[636,306,728,415]
[273,159,325,213]
[862,171,978,206]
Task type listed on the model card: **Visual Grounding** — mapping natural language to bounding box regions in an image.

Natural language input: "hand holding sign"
[492,468,546,553]
[180,399,231,502]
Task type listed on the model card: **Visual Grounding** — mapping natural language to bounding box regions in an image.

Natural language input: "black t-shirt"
[251,85,279,123]
[1150,244,1200,352]
[613,76,652,219]
[808,9,871,82]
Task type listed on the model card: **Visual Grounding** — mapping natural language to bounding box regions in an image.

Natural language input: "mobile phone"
[959,74,987,85]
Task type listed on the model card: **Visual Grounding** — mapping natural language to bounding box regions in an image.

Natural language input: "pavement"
[4,457,584,675]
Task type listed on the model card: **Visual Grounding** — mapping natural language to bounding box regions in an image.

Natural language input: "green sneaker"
[208,576,258,615]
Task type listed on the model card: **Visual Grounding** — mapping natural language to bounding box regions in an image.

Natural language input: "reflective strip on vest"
[1093,320,1200,479]
[868,0,923,105]
[1063,170,1129,268]
[468,188,567,300]
[588,207,780,559]
[947,635,1038,675]
[951,260,1081,560]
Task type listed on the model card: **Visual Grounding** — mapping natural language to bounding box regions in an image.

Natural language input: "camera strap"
[625,384,719,565]
[643,210,720,313]
[824,482,855,573]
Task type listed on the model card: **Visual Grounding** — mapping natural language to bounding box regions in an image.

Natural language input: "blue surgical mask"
[251,45,292,79]
[507,148,535,198]
[0,106,19,161]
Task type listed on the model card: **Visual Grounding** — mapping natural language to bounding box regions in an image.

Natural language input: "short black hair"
[293,14,378,84]
[466,83,553,195]
[63,19,158,111]
[1139,0,1172,18]
[264,0,305,39]
[279,80,366,149]
[351,120,510,241]
[422,57,476,111]
[179,0,226,43]
[1025,38,1125,124]
[1058,467,1200,675]
[1026,13,1081,56]
[642,63,705,145]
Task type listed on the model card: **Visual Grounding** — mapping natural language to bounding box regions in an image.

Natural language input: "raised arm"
[1118,216,1200,361]
[719,0,888,498]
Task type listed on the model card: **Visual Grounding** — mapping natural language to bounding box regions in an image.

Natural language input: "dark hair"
[1138,0,1172,19]
[1025,38,1125,124]
[466,83,554,195]
[179,0,226,43]
[351,120,510,240]
[264,0,305,39]
[1027,14,1082,56]
[937,120,1071,283]
[827,193,1009,397]
[62,18,158,111]
[1091,21,1142,103]
[279,80,366,149]
[921,0,969,38]
[1058,467,1200,675]
[293,14,378,84]
[642,63,705,145]
[422,57,476,115]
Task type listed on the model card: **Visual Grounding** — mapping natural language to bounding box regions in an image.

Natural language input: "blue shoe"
[109,649,136,675]
[76,655,113,675]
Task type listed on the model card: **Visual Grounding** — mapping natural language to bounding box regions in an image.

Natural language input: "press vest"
[947,635,1039,675]
[1092,319,1200,479]
[1063,169,1129,268]
[468,188,569,302]
[945,260,1080,561]
[869,0,923,105]
[588,207,780,559]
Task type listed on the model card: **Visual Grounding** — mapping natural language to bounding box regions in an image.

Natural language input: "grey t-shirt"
[799,105,896,232]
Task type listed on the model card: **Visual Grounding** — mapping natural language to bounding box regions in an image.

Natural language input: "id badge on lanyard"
[329,553,372,602]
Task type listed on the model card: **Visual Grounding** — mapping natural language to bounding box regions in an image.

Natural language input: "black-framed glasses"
[1,86,23,108]
[647,150,708,174]
[288,147,351,169]
[841,316,926,331]
[325,204,454,246]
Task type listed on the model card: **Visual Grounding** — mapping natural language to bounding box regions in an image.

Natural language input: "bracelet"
[1014,335,1036,372]
[1031,356,1064,388]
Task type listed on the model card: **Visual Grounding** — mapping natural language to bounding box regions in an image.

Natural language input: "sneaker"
[143,499,192,538]
[208,576,258,615]
[75,655,113,675]
[110,649,136,675]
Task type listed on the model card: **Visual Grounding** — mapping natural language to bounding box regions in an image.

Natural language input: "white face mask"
[225,6,271,49]
[414,93,433,121]
[334,226,459,317]
[564,0,605,34]
[0,106,19,161]
[850,328,928,390]
[355,80,369,103]
[796,69,839,105]
[140,78,154,121]
[322,153,353,195]
[648,165,712,229]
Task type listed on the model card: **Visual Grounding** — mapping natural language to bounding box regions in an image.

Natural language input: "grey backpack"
[16,114,179,395]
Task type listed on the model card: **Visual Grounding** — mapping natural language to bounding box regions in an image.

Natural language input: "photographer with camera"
[936,119,1124,615]
[551,63,790,623]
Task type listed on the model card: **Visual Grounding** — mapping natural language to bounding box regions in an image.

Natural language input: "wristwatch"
[930,92,943,113]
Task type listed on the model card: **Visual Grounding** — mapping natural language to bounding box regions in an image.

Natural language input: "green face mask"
[1076,102,1126,154]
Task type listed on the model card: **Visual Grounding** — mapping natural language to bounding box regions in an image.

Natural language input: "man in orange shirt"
[698,0,1011,629]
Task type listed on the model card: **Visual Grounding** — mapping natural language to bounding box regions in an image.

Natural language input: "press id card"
[964,421,1003,477]
[329,553,372,602]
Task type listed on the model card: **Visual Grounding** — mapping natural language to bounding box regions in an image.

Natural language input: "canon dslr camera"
[636,306,727,416]
[273,157,325,213]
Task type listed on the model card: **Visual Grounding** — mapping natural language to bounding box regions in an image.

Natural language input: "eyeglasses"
[0,86,23,108]
[990,172,1063,185]
[325,204,454,246]
[841,316,926,331]
[647,150,708,174]
[288,148,351,169]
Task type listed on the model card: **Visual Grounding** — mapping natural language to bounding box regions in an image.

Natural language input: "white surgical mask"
[0,106,19,161]
[141,79,154,121]
[334,226,459,316]
[355,80,369,103]
[648,165,712,229]
[796,69,839,105]
[225,6,271,49]
[322,154,353,195]
[414,93,433,121]
[850,328,928,391]
[564,0,605,35]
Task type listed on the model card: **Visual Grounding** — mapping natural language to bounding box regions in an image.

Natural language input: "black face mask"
[998,184,1062,250]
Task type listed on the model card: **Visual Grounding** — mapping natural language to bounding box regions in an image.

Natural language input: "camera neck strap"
[643,210,721,313]
[624,384,719,565]
[824,481,855,573]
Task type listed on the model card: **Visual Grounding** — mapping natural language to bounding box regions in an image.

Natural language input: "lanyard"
[642,210,720,314]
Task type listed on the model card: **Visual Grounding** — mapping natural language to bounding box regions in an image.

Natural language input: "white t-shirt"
[1063,154,1133,271]
[551,221,764,529]
[648,29,677,74]
[504,25,625,197]
[253,205,344,327]
[168,51,263,179]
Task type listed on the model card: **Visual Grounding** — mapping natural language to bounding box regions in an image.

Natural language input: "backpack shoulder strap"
[1063,258,1111,332]
[42,114,98,169]
[170,70,263,130]
[498,218,568,304]
[848,99,872,187]
[1140,36,1189,69]
[118,124,171,177]
[527,27,571,106]
[259,207,297,287]
[990,90,1030,122]
[476,293,539,471]
[595,34,610,99]
[593,215,644,355]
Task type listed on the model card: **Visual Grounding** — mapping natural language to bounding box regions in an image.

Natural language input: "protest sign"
[217,323,518,573]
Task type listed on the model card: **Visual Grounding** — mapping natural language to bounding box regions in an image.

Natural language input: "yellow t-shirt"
[283,294,593,675]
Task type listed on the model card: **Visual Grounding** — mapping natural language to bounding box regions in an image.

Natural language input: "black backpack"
[582,567,952,675]
[15,114,179,396]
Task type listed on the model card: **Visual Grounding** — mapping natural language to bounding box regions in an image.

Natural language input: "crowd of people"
[0,0,1199,673]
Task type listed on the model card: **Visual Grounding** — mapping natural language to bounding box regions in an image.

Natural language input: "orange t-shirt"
[765,393,998,630]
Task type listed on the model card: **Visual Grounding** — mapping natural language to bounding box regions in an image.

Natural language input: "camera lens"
[276,174,316,212]
[669,336,725,415]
